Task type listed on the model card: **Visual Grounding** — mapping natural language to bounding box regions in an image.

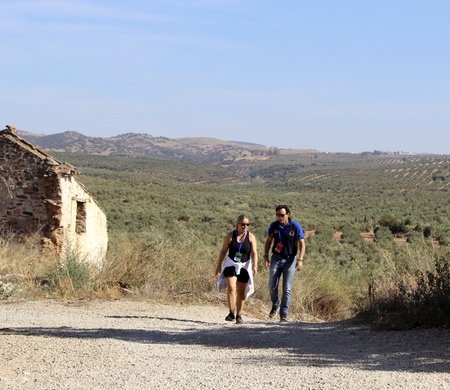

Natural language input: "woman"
[216,214,258,324]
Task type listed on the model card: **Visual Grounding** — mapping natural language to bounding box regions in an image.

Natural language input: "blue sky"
[1,1,449,154]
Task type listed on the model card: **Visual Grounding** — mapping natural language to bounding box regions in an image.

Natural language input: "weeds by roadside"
[1,226,449,327]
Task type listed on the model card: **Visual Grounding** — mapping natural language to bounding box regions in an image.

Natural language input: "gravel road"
[1,300,449,389]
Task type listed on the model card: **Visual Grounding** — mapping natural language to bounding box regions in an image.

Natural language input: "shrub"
[374,226,394,248]
[400,258,450,327]
[44,245,91,296]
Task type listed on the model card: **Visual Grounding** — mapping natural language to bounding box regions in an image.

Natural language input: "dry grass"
[2,227,447,325]
[0,233,55,299]
[102,226,218,301]
[0,229,358,321]
[356,242,450,328]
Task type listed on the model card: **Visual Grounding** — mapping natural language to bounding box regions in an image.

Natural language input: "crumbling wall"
[0,127,108,265]
[59,175,108,266]
[0,131,62,247]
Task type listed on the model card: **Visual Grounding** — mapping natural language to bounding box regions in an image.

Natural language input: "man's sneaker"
[225,312,235,321]
[269,306,279,318]
[280,314,289,322]
[236,314,243,324]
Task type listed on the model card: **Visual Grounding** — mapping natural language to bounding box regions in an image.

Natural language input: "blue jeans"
[268,256,297,316]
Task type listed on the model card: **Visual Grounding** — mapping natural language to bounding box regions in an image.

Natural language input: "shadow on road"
[2,316,449,373]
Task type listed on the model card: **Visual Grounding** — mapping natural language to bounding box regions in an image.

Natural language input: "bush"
[44,245,91,296]
[374,226,394,248]
[400,258,450,327]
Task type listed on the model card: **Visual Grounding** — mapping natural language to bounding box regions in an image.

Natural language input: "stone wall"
[0,127,108,265]
[0,132,59,238]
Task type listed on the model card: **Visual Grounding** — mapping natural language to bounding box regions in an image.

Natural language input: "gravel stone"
[1,301,449,389]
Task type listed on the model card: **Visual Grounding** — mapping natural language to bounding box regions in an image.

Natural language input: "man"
[263,205,306,322]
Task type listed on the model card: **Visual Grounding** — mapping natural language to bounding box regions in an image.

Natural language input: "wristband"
[263,254,269,259]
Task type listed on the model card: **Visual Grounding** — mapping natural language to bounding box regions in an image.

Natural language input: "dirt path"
[1,300,449,389]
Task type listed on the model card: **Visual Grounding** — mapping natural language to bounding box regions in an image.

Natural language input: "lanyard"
[235,230,247,252]
[277,221,290,243]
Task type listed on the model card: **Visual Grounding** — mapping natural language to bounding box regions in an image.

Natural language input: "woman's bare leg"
[236,281,247,315]
[226,276,237,314]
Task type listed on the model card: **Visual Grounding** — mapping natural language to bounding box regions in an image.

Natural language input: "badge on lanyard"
[234,231,246,262]
[234,252,243,262]
[275,222,289,253]
[274,242,283,253]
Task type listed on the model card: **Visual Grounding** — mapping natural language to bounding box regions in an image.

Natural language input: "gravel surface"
[1,300,449,389]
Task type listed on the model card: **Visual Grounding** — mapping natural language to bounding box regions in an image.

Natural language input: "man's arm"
[263,235,273,269]
[296,238,306,270]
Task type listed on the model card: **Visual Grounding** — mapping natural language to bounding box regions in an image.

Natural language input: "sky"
[1,1,449,154]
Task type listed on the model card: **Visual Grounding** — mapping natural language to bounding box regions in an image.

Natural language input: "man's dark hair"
[275,204,290,214]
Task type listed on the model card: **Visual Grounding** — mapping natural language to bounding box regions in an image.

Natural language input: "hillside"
[16,129,450,196]
[17,130,314,165]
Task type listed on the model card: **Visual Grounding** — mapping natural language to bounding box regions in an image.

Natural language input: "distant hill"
[18,130,315,165]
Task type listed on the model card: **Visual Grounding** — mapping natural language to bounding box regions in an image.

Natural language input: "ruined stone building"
[0,126,108,266]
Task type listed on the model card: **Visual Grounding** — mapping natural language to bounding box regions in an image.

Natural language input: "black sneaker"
[269,306,279,318]
[225,312,235,321]
[279,314,289,322]
[236,314,243,324]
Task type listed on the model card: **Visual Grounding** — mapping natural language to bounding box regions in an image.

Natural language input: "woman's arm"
[215,233,232,275]
[249,232,258,275]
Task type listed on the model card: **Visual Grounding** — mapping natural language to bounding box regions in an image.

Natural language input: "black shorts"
[223,266,250,283]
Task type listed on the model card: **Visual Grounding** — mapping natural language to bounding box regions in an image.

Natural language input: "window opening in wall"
[76,201,86,234]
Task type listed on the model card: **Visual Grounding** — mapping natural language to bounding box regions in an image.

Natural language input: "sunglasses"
[276,214,287,217]
[241,223,250,227]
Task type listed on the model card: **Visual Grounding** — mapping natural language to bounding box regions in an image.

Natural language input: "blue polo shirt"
[268,218,304,259]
